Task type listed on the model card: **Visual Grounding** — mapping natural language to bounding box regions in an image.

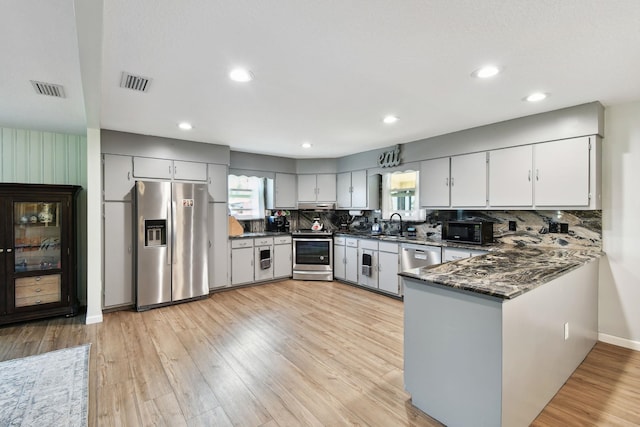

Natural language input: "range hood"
[297,202,336,211]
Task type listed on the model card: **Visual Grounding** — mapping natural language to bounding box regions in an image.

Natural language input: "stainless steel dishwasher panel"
[400,244,442,271]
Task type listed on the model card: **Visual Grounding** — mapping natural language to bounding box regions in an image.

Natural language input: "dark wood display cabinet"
[0,183,81,325]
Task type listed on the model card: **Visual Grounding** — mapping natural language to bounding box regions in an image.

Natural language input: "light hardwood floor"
[1,280,639,426]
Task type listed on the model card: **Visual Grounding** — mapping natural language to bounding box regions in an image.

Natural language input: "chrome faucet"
[389,213,403,236]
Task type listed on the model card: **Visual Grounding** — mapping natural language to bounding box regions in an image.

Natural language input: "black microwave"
[443,221,493,245]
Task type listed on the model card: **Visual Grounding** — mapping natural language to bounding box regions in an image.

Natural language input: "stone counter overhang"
[399,246,603,300]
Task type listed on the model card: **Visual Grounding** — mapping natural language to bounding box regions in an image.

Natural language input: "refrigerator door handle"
[167,200,173,265]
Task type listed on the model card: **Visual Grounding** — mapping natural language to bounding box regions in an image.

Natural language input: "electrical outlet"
[560,223,569,233]
[508,221,517,231]
[564,322,570,340]
[549,221,559,233]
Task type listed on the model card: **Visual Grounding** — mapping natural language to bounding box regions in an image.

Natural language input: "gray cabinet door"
[297,174,317,202]
[103,202,133,307]
[207,164,228,202]
[231,247,254,285]
[336,172,352,208]
[316,173,336,202]
[208,203,229,289]
[273,244,292,278]
[103,154,134,201]
[173,160,207,181]
[274,173,297,208]
[333,244,346,280]
[350,170,368,208]
[133,157,173,179]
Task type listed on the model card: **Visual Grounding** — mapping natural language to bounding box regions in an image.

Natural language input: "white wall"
[599,100,640,349]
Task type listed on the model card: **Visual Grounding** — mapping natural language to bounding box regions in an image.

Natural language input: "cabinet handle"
[127,171,131,181]
[35,276,41,281]
[169,165,172,174]
[451,177,455,186]
[445,177,449,187]
[6,248,12,253]
[0,248,3,253]
[528,170,531,182]
[35,300,42,304]
[35,288,42,293]
[536,169,539,181]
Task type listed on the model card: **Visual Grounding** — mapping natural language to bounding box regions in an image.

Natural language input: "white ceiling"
[2,1,640,159]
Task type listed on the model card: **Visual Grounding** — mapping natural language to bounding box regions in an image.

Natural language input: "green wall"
[1,127,88,304]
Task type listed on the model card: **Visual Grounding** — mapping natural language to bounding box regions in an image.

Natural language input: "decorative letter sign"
[378,145,401,168]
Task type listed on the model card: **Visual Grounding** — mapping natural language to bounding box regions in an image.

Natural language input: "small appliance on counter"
[266,214,289,232]
[442,220,493,245]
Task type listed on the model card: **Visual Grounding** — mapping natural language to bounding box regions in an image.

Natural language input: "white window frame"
[381,170,426,221]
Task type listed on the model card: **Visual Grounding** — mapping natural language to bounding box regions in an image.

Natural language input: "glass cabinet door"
[13,201,62,272]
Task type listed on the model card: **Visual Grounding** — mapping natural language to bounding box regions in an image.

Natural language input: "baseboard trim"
[85,313,103,325]
[599,333,640,351]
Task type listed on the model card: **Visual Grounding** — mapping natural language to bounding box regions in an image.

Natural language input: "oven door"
[292,238,333,280]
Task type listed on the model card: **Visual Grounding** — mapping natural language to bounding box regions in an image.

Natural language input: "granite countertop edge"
[399,248,603,300]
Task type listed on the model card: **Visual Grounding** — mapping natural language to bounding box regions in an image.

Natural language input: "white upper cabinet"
[133,157,173,179]
[173,160,207,181]
[103,154,134,201]
[489,145,534,207]
[298,174,336,203]
[450,152,487,208]
[337,170,379,209]
[207,163,228,202]
[420,157,451,208]
[274,173,297,209]
[534,137,591,207]
[133,157,207,181]
[487,136,597,209]
[336,172,351,208]
[316,173,336,202]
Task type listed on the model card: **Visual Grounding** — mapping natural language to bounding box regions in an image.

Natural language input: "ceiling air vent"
[120,72,151,93]
[30,80,65,98]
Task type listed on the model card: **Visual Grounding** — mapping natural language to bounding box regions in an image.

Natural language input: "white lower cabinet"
[333,237,346,280]
[345,238,359,283]
[378,242,400,295]
[103,202,133,308]
[254,237,274,282]
[273,236,292,278]
[443,247,489,262]
[358,239,379,289]
[231,239,254,285]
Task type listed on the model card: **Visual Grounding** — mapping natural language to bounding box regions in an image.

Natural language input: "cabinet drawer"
[231,239,253,248]
[378,241,398,253]
[15,275,61,307]
[274,236,292,245]
[346,238,358,248]
[254,237,274,246]
[334,236,346,245]
[359,239,378,250]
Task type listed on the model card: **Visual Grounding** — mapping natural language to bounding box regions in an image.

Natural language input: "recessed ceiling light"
[383,115,399,124]
[229,68,254,82]
[471,65,501,79]
[178,122,192,130]
[302,142,312,149]
[525,92,548,102]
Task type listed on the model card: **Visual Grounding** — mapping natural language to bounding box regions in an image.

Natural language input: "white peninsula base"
[403,259,598,427]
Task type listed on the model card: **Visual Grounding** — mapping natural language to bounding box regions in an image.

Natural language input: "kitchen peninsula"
[400,247,601,426]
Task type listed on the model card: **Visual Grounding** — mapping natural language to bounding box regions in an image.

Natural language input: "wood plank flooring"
[1,279,639,426]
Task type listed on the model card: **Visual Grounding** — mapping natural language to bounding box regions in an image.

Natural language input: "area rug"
[0,344,90,427]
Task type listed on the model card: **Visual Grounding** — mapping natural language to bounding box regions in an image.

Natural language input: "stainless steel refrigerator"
[135,180,209,311]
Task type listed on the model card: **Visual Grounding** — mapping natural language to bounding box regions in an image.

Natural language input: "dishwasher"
[400,244,442,272]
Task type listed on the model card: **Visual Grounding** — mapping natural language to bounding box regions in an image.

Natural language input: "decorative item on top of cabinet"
[0,183,80,325]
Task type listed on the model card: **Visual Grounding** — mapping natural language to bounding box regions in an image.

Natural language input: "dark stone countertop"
[229,231,291,239]
[399,246,603,300]
[333,231,501,251]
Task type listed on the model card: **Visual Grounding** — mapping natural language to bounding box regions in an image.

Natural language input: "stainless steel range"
[292,230,333,281]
